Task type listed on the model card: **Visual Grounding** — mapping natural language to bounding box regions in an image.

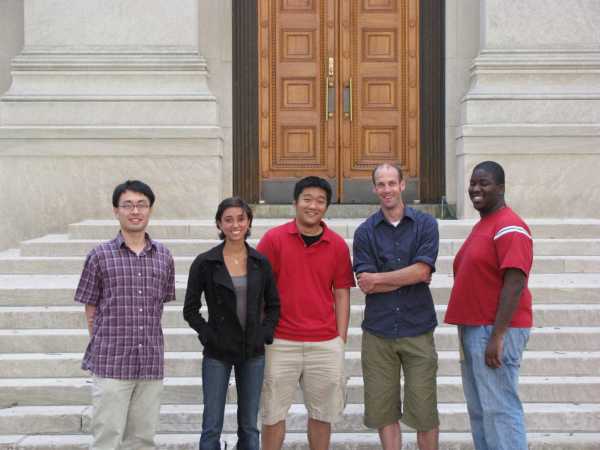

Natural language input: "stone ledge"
[1,95,217,102]
[7,432,600,450]
[0,126,223,140]
[464,94,600,100]
[13,51,209,71]
[473,49,600,70]
[458,124,600,138]
[1,350,598,378]
[2,403,598,434]
[0,99,219,126]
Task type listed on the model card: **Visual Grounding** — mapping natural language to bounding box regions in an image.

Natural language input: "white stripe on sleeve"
[493,225,532,241]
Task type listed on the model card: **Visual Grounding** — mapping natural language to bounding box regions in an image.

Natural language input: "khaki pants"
[262,336,346,425]
[362,330,439,431]
[91,377,163,450]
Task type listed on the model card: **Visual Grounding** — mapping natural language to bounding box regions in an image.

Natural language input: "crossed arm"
[353,220,437,295]
[356,263,432,294]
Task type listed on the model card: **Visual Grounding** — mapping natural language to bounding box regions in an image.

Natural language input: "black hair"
[473,161,505,185]
[371,163,403,185]
[293,176,333,206]
[215,196,253,240]
[112,180,155,207]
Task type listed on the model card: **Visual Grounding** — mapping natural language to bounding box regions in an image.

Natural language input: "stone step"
[22,236,456,257]
[3,303,600,330]
[5,432,600,450]
[252,203,442,219]
[19,234,600,257]
[67,218,600,240]
[1,326,599,353]
[2,251,600,275]
[1,403,599,435]
[2,274,599,306]
[2,218,599,446]
[2,350,598,379]
[2,376,599,407]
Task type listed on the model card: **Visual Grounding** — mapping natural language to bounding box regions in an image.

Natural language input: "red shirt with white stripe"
[445,207,533,327]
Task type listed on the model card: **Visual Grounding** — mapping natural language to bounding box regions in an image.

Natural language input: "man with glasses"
[75,180,175,450]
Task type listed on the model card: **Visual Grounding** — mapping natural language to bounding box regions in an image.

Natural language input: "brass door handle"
[343,78,352,121]
[325,57,335,120]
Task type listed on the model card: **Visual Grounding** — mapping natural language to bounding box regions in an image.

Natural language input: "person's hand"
[485,333,504,368]
[356,272,377,294]
[425,272,432,284]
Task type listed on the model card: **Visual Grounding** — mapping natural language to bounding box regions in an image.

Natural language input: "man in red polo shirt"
[257,176,355,450]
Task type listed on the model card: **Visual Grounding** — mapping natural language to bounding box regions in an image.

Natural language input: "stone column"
[0,0,222,248]
[457,0,600,218]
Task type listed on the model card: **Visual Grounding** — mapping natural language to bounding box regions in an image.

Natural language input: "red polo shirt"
[445,207,533,327]
[257,220,355,341]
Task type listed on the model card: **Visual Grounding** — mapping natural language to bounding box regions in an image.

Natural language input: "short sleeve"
[494,224,533,276]
[412,215,439,272]
[333,238,356,289]
[74,250,102,305]
[257,231,279,278]
[352,224,378,274]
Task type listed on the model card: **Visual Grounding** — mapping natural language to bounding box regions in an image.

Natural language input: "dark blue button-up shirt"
[353,207,439,338]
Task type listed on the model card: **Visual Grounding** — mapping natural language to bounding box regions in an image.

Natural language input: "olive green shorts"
[361,329,439,431]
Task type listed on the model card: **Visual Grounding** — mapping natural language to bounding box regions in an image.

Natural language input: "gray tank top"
[231,275,248,330]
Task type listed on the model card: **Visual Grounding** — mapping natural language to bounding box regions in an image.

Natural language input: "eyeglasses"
[118,202,150,212]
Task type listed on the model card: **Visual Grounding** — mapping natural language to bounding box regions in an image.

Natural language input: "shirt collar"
[374,206,416,226]
[115,231,155,252]
[285,219,332,242]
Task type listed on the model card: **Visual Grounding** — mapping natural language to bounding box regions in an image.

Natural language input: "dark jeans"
[199,355,265,450]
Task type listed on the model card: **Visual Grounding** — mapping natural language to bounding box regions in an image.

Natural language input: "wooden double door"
[258,0,420,203]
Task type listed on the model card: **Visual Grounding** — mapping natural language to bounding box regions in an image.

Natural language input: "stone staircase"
[0,218,600,449]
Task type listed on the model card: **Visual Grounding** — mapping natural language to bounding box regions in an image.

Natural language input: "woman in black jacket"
[183,197,280,450]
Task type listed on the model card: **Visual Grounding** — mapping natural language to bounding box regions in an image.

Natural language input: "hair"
[473,161,505,185]
[112,180,155,207]
[293,176,333,206]
[371,163,403,185]
[215,196,253,240]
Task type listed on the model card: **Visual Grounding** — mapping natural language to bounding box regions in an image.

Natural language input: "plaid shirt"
[75,232,175,379]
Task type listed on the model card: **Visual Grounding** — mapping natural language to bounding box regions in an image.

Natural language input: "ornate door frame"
[232,0,444,204]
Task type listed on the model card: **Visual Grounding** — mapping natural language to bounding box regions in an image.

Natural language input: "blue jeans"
[200,355,265,450]
[459,325,530,450]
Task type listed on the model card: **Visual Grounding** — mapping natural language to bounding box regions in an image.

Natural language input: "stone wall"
[200,0,232,198]
[457,0,600,218]
[1,0,597,250]
[445,0,481,206]
[0,1,23,95]
[0,0,223,250]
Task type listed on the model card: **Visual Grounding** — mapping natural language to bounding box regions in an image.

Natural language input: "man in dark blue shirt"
[353,163,440,450]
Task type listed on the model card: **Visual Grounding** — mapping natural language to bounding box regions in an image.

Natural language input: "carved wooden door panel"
[258,0,420,203]
[258,0,337,202]
[339,0,420,201]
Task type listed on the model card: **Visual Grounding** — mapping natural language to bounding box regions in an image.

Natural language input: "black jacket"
[183,242,280,364]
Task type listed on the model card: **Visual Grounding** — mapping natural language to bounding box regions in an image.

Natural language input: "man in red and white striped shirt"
[445,161,533,450]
